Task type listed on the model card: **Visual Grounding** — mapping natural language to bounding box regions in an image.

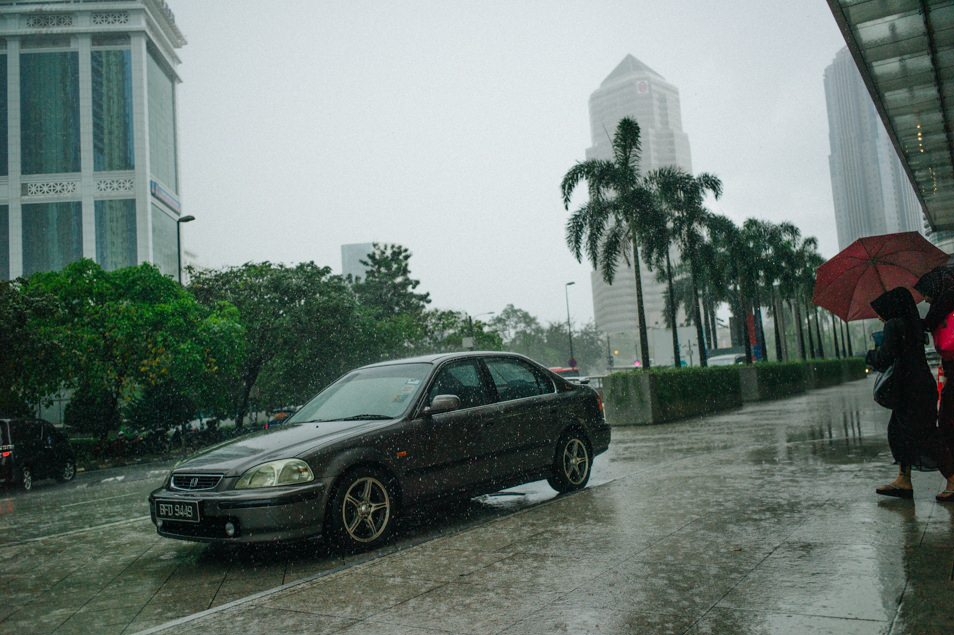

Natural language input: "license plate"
[156,499,200,523]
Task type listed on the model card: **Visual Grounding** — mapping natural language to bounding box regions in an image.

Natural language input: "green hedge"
[69,437,98,469]
[650,366,742,423]
[752,361,809,400]
[811,359,847,388]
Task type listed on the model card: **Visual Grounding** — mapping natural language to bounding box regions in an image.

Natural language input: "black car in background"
[0,418,77,491]
[149,352,611,550]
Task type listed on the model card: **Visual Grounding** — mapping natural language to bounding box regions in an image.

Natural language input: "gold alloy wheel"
[340,476,391,543]
[562,438,590,485]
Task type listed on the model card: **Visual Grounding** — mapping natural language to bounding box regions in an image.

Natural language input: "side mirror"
[424,394,461,416]
[579,378,590,385]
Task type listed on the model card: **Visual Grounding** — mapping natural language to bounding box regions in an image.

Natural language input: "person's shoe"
[876,483,914,499]
[936,489,954,502]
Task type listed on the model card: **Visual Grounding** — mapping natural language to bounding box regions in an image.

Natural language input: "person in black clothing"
[866,287,954,499]
[914,267,954,501]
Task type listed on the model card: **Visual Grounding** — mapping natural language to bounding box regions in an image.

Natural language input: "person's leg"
[877,464,913,497]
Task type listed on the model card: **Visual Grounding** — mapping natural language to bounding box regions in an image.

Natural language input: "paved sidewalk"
[139,379,953,635]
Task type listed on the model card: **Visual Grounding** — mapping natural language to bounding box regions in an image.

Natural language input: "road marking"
[0,515,151,547]
[99,475,127,483]
[61,492,141,508]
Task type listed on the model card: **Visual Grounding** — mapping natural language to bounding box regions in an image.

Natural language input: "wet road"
[2,377,952,633]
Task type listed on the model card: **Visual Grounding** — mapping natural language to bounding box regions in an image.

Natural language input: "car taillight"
[596,393,604,412]
[0,451,10,459]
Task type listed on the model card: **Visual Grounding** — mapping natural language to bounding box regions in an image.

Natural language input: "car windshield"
[288,363,431,423]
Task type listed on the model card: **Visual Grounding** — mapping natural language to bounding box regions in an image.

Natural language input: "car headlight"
[234,459,315,489]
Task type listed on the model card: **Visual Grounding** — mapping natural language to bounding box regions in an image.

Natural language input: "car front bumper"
[148,479,332,543]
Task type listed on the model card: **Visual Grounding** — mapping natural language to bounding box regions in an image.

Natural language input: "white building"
[824,47,924,250]
[340,242,374,281]
[586,55,694,364]
[0,0,186,280]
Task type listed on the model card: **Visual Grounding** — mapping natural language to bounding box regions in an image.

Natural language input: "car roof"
[359,351,533,370]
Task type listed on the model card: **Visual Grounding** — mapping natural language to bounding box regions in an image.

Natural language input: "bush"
[752,361,809,399]
[64,386,120,440]
[811,359,845,388]
[650,366,742,423]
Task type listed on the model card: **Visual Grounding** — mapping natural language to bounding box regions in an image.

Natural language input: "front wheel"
[21,466,34,491]
[326,467,397,551]
[547,432,592,493]
[57,459,76,482]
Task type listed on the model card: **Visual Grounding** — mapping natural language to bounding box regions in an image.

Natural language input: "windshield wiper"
[339,414,393,421]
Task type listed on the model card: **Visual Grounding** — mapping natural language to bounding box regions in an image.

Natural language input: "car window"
[427,360,490,410]
[486,358,553,401]
[0,421,9,446]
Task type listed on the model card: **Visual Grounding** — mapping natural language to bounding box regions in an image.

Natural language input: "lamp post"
[565,281,576,367]
[176,214,195,285]
[466,311,495,350]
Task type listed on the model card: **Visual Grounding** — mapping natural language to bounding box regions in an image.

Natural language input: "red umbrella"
[813,231,949,321]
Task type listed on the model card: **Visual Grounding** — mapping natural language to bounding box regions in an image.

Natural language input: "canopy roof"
[827,0,954,231]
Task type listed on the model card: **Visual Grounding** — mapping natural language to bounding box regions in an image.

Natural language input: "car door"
[481,357,559,481]
[34,421,59,478]
[401,359,496,498]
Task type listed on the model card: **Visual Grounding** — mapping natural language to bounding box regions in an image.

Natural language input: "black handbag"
[873,362,900,409]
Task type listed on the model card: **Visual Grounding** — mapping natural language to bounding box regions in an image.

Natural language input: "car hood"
[173,420,386,475]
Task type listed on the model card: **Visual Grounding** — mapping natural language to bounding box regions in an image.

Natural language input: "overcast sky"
[171,1,847,327]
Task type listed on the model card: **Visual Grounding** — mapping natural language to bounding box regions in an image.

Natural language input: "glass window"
[95,199,136,271]
[21,51,80,175]
[0,205,8,280]
[92,49,134,171]
[427,360,490,409]
[289,363,431,423]
[150,204,177,277]
[147,49,177,191]
[485,358,553,402]
[22,201,82,275]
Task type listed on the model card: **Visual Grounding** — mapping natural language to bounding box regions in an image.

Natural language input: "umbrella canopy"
[813,231,950,321]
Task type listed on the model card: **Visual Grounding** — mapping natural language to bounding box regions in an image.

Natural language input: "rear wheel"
[326,467,397,551]
[547,431,592,493]
[20,466,33,492]
[57,459,76,482]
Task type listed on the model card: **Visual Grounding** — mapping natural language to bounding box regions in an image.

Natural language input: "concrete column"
[78,34,95,260]
[7,38,21,278]
[130,32,150,263]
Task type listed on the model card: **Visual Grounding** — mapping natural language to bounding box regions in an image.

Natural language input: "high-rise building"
[340,242,374,281]
[0,0,186,280]
[824,47,924,250]
[586,55,693,364]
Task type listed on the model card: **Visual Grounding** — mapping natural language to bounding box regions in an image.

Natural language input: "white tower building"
[586,55,694,365]
[0,0,186,280]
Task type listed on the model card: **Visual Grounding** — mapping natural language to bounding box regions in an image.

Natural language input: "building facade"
[340,242,374,281]
[586,55,693,365]
[0,0,186,281]
[824,47,924,250]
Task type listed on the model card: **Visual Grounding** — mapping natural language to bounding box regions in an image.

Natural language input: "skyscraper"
[340,242,374,281]
[0,0,186,280]
[824,47,924,250]
[586,55,693,364]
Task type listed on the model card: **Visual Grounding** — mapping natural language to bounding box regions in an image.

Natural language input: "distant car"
[708,354,746,366]
[0,418,77,491]
[265,408,298,429]
[549,367,589,384]
[149,352,610,549]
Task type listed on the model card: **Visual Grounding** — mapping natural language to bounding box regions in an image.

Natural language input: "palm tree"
[562,118,658,368]
[707,214,754,363]
[641,170,682,367]
[649,166,723,367]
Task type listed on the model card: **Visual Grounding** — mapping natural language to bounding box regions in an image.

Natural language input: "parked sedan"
[149,352,610,549]
[0,418,77,491]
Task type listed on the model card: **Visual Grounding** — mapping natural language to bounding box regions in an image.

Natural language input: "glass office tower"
[0,0,186,279]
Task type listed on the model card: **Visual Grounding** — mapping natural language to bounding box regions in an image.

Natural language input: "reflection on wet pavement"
[1,377,952,633]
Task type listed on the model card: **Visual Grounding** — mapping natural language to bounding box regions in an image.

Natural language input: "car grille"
[171,473,223,491]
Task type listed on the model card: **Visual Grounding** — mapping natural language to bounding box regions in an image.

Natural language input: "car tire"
[547,431,592,493]
[20,466,33,492]
[326,467,397,551]
[57,459,76,482]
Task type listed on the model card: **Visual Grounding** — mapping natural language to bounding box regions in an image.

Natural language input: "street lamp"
[565,281,576,367]
[466,311,495,351]
[176,214,195,285]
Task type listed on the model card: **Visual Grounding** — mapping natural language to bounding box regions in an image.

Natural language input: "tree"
[647,166,723,366]
[562,117,659,367]
[354,243,431,318]
[189,262,373,426]
[24,260,243,439]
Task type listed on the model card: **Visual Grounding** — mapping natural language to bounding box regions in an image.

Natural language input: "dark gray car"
[148,352,610,549]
